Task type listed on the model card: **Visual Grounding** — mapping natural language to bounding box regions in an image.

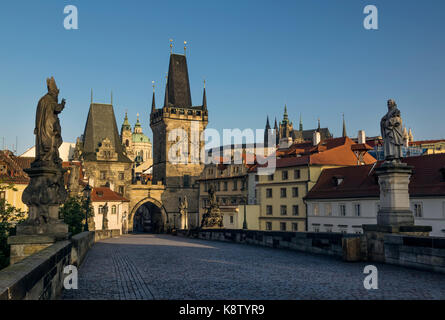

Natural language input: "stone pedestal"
[8,166,69,265]
[362,161,431,262]
[375,162,414,226]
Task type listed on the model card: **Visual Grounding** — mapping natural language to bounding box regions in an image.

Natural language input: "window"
[266,222,272,231]
[280,205,287,216]
[280,188,287,198]
[118,172,125,180]
[118,186,124,195]
[292,187,299,198]
[112,205,117,214]
[292,223,298,232]
[233,180,238,191]
[313,203,319,216]
[413,203,423,217]
[268,174,274,181]
[292,205,299,216]
[294,169,301,179]
[230,215,234,224]
[223,181,228,191]
[354,204,361,217]
[98,206,103,214]
[282,170,288,180]
[183,175,190,187]
[339,204,346,217]
[0,191,5,200]
[266,205,273,215]
[100,171,107,179]
[326,227,332,233]
[325,203,332,216]
[255,175,259,182]
[266,188,272,198]
[280,222,287,231]
[216,182,221,191]
[314,227,320,232]
[231,198,237,205]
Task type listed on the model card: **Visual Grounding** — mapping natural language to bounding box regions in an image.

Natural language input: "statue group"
[19,77,69,236]
[200,185,223,228]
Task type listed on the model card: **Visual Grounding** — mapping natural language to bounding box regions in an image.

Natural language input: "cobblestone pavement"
[62,234,445,300]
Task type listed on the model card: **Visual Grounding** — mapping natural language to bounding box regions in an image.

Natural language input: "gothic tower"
[121,112,133,158]
[150,53,208,186]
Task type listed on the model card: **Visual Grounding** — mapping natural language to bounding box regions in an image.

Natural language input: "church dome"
[132,133,151,144]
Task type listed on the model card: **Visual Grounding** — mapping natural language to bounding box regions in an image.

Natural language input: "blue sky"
[0,0,444,154]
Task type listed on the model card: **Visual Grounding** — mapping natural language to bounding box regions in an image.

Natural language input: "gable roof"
[305,153,445,200]
[91,187,129,202]
[82,103,131,163]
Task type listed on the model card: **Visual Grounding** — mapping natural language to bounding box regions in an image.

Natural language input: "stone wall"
[177,229,357,259]
[0,229,121,300]
[384,234,445,274]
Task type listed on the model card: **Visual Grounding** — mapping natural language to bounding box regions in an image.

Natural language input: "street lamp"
[83,184,92,232]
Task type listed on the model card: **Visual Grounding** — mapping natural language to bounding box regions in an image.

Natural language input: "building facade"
[305,154,445,237]
[255,136,376,232]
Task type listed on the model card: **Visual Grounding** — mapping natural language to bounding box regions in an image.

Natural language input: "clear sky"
[0,0,444,154]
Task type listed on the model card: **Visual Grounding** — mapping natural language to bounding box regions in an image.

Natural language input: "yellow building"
[410,139,445,155]
[0,150,32,214]
[255,136,376,232]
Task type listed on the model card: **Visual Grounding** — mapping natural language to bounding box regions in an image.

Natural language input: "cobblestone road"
[62,234,445,300]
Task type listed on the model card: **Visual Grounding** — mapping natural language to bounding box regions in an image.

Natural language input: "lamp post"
[83,184,92,232]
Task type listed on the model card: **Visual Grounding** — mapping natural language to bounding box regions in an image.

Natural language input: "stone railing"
[176,229,361,260]
[177,229,445,273]
[384,234,445,274]
[0,229,121,300]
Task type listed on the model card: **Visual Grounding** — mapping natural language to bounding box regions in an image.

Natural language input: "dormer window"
[440,168,445,182]
[333,176,344,186]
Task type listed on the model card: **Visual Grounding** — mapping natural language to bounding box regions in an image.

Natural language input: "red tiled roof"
[91,187,129,202]
[0,151,31,184]
[305,153,445,200]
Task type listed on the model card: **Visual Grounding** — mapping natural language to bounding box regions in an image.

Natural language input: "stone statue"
[19,78,68,236]
[34,77,66,168]
[380,99,404,161]
[201,185,223,228]
[102,202,109,230]
[179,196,189,230]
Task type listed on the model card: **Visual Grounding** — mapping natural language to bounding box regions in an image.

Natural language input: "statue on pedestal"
[179,196,189,230]
[201,185,223,228]
[102,203,109,230]
[380,99,404,162]
[19,77,68,236]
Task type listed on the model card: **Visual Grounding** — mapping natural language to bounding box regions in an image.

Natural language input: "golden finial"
[203,78,206,89]
[169,39,173,54]
[137,112,140,119]
[184,41,187,55]
[152,80,155,93]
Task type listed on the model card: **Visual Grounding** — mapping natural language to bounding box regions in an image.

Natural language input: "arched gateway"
[129,197,167,233]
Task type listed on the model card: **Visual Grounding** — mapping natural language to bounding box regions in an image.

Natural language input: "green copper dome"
[132,133,151,143]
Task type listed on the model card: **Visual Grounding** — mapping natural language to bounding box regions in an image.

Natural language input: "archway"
[130,199,167,234]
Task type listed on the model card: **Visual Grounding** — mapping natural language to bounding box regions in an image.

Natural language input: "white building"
[91,187,130,234]
[20,142,75,161]
[305,154,445,237]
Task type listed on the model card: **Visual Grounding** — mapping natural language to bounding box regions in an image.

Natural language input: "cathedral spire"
[342,113,347,137]
[282,104,289,124]
[152,81,156,112]
[274,117,279,145]
[121,111,131,133]
[317,118,321,132]
[299,114,303,131]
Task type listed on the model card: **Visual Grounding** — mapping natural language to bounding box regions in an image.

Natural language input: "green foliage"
[0,182,26,270]
[59,196,93,236]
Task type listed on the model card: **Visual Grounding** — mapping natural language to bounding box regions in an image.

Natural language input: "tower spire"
[299,113,303,131]
[342,113,347,137]
[317,118,321,132]
[152,81,156,112]
[169,39,173,55]
[202,79,207,110]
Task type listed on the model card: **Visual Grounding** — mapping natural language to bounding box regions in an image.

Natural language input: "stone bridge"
[61,233,445,300]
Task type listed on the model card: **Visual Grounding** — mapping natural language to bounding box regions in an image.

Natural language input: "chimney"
[313,131,321,146]
[358,130,366,144]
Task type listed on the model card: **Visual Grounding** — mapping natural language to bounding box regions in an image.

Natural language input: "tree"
[0,182,26,269]
[59,196,94,236]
